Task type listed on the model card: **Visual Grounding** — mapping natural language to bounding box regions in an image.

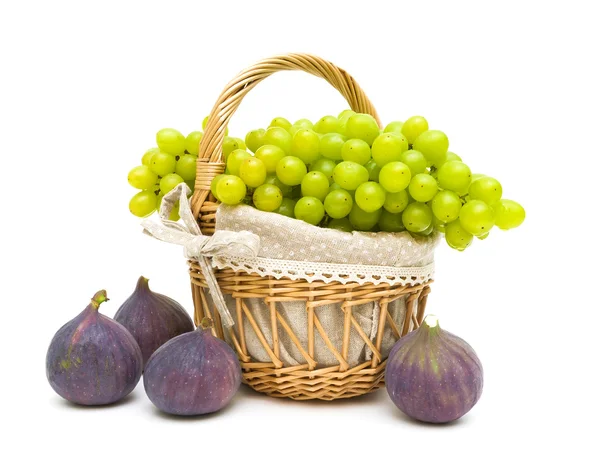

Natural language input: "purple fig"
[46,290,143,405]
[143,318,241,416]
[114,276,194,367]
[385,315,483,423]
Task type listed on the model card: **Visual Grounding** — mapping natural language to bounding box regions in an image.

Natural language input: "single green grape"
[341,138,371,165]
[239,157,267,188]
[269,117,292,132]
[446,152,462,162]
[175,154,197,181]
[314,115,342,134]
[445,219,473,251]
[327,217,353,232]
[255,145,285,174]
[378,161,411,193]
[319,133,346,160]
[202,115,228,135]
[378,209,405,232]
[222,137,244,160]
[399,149,427,176]
[333,161,369,190]
[294,197,325,225]
[310,158,337,184]
[210,174,225,199]
[129,190,158,217]
[155,192,165,211]
[401,116,429,145]
[277,197,296,218]
[371,133,409,167]
[364,160,381,182]
[185,131,203,155]
[469,176,502,204]
[253,183,283,211]
[438,161,472,194]
[355,182,386,212]
[324,189,353,219]
[402,202,433,233]
[156,193,180,221]
[276,156,307,186]
[128,165,158,190]
[383,121,404,135]
[418,221,434,236]
[301,171,330,201]
[142,148,159,166]
[293,118,314,130]
[338,110,355,134]
[348,204,381,231]
[156,128,186,156]
[459,200,495,236]
[291,129,320,164]
[493,199,526,230]
[413,130,449,167]
[338,109,356,120]
[245,129,266,153]
[159,173,184,195]
[431,190,462,223]
[345,114,380,145]
[330,185,354,204]
[264,175,293,196]
[216,175,246,205]
[383,190,409,214]
[264,127,292,153]
[150,151,177,176]
[226,149,252,176]
[408,173,438,202]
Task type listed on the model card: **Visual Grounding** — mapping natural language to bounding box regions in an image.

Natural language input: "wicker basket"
[189,53,432,401]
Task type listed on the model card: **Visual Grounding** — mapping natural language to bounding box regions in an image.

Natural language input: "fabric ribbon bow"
[141,183,260,328]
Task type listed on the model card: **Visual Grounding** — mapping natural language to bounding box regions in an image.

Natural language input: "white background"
[1,1,598,457]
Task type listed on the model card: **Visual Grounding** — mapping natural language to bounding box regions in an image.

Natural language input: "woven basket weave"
[189,53,432,401]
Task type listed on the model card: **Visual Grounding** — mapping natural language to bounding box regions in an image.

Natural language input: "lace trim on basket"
[211,256,434,286]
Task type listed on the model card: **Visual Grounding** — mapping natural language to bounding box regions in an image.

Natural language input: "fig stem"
[422,314,441,336]
[200,317,214,330]
[136,276,150,290]
[91,290,109,309]
[424,314,439,328]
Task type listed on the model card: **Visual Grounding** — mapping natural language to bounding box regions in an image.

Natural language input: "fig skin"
[46,291,143,406]
[144,319,241,416]
[385,315,483,423]
[114,276,194,367]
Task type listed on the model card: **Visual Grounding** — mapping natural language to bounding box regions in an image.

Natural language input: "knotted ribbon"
[141,183,260,328]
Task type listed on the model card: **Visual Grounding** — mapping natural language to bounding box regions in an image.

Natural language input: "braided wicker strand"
[191,53,380,219]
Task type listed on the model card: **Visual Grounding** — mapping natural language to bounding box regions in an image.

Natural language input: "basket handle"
[191,53,380,218]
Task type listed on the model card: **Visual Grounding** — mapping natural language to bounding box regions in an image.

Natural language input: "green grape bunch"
[129,112,526,252]
[126,120,245,221]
